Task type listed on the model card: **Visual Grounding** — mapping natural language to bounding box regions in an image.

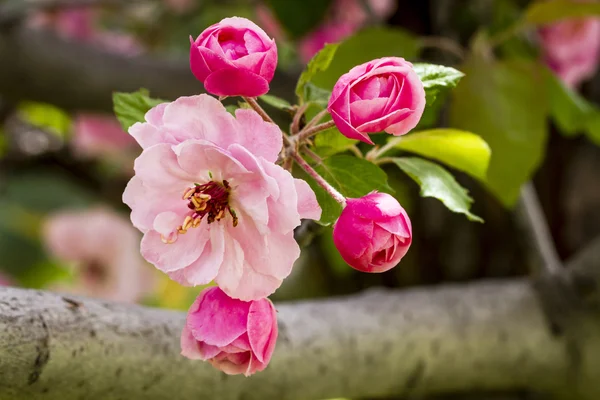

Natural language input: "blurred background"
[0,1,599,397]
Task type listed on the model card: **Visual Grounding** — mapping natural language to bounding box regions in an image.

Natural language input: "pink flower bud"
[327,57,425,144]
[540,15,600,88]
[181,287,278,376]
[190,17,278,97]
[333,192,412,273]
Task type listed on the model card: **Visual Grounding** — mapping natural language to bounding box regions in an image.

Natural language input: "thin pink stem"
[291,152,346,206]
[296,120,336,142]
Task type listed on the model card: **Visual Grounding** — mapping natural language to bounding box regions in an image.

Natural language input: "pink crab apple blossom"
[181,286,277,376]
[333,192,412,273]
[43,208,156,303]
[0,273,13,286]
[539,13,600,88]
[72,114,136,158]
[123,94,321,301]
[190,17,278,97]
[256,0,396,62]
[327,57,426,144]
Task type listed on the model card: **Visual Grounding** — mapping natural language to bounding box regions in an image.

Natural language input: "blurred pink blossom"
[0,273,13,286]
[43,208,156,303]
[72,114,136,158]
[540,12,600,88]
[258,0,395,62]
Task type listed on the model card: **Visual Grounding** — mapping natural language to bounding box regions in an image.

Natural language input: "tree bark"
[1,259,599,400]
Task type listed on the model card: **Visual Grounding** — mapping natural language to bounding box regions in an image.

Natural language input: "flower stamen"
[168,180,237,243]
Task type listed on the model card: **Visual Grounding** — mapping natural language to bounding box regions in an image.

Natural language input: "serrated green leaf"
[259,94,293,111]
[450,58,548,207]
[388,129,490,181]
[296,43,340,102]
[311,27,419,90]
[393,157,483,222]
[304,83,332,109]
[19,102,71,137]
[525,0,600,25]
[314,127,358,158]
[300,155,393,225]
[413,63,465,103]
[113,89,166,131]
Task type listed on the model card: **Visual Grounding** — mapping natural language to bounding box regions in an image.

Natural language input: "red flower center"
[178,180,238,235]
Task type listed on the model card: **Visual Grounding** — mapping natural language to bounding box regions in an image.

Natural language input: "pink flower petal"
[294,178,321,220]
[247,299,277,363]
[187,287,250,347]
[204,68,269,97]
[233,109,282,163]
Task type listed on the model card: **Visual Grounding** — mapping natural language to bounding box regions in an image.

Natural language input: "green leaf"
[545,68,593,136]
[264,0,333,38]
[449,58,548,207]
[113,89,166,131]
[393,157,483,222]
[259,94,293,112]
[314,127,358,158]
[304,83,332,109]
[388,129,491,181]
[525,0,600,25]
[300,155,393,225]
[19,102,71,137]
[296,43,340,102]
[311,27,419,90]
[413,63,465,103]
[225,104,239,116]
[545,68,600,145]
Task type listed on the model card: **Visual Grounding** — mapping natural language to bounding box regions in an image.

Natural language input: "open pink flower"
[181,286,277,376]
[43,208,156,302]
[328,57,425,144]
[190,17,278,97]
[333,192,411,273]
[123,94,320,301]
[540,15,600,88]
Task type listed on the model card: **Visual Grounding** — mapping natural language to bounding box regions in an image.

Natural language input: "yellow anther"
[215,209,225,221]
[198,193,211,200]
[160,234,177,244]
[182,187,196,200]
[182,215,194,231]
[192,216,202,228]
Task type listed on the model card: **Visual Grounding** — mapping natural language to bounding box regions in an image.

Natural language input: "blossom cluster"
[123,16,420,376]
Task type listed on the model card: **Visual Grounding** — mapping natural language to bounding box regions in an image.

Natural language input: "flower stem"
[291,103,309,134]
[418,36,465,60]
[291,152,346,206]
[303,108,329,131]
[366,137,400,161]
[296,120,336,142]
[242,96,275,124]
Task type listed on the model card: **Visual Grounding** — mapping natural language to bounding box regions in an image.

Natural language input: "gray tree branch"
[0,25,296,113]
[1,235,600,400]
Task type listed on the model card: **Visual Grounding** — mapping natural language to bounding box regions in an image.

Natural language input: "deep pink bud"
[189,17,278,97]
[181,287,278,376]
[333,192,412,273]
[327,57,426,144]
